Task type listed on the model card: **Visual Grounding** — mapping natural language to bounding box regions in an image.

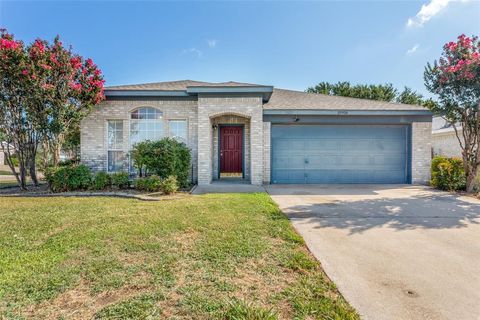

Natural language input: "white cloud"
[406,0,458,27]
[182,47,202,57]
[207,39,217,48]
[406,44,420,55]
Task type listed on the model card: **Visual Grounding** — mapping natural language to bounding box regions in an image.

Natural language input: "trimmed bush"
[431,156,466,191]
[130,138,191,188]
[111,172,130,189]
[45,164,92,192]
[135,175,162,192]
[160,175,179,195]
[92,171,111,190]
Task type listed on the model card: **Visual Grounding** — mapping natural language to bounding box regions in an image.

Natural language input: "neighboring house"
[80,80,432,185]
[0,142,15,166]
[432,116,462,158]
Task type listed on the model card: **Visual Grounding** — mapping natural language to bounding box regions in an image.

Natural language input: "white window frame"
[107,120,124,172]
[168,119,188,143]
[129,107,164,149]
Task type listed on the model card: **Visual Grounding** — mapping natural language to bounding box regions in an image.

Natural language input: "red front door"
[220,126,243,175]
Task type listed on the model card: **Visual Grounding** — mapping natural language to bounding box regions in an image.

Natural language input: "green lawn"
[0,193,359,320]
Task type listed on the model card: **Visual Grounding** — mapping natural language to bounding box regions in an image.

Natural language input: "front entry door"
[220,126,243,177]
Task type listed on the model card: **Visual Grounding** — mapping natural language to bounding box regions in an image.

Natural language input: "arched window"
[130,107,163,146]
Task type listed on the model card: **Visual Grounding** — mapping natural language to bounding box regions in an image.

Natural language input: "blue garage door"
[271,125,408,184]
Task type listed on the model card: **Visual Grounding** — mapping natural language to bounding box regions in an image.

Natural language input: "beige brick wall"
[432,131,462,158]
[197,94,264,185]
[80,98,198,181]
[211,115,251,180]
[411,122,432,184]
[81,94,432,187]
[263,122,271,184]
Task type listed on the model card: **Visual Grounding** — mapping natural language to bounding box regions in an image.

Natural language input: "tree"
[28,36,105,166]
[306,81,435,108]
[0,32,37,189]
[307,82,397,102]
[0,30,104,189]
[424,34,480,192]
[396,87,424,105]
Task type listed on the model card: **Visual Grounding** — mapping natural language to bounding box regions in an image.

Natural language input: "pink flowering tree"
[425,34,480,192]
[0,29,104,189]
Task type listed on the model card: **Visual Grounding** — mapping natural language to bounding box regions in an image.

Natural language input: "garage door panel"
[271,125,408,184]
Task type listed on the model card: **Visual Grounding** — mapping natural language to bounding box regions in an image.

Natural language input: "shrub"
[135,175,162,192]
[431,156,466,191]
[160,175,179,195]
[130,138,191,187]
[58,158,80,167]
[111,172,130,189]
[45,164,92,192]
[92,171,111,190]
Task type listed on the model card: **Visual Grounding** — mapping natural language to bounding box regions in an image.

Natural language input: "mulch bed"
[0,183,194,201]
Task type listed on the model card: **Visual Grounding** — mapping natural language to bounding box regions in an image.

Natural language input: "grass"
[0,193,359,320]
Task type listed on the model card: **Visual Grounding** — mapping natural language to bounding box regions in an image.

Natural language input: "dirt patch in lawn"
[24,277,153,320]
[1,194,359,320]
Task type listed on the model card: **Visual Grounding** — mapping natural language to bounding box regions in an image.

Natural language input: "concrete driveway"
[266,185,480,320]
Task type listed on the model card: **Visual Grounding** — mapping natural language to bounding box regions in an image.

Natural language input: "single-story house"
[432,116,462,158]
[80,80,432,185]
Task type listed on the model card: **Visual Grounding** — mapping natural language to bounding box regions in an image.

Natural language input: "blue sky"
[1,1,479,96]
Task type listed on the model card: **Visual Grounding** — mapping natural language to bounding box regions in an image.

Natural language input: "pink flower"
[21,69,28,75]
[41,83,54,90]
[85,58,95,68]
[70,57,82,69]
[0,38,20,50]
[90,79,105,89]
[50,53,59,65]
[69,82,82,92]
[40,63,52,70]
[32,39,45,54]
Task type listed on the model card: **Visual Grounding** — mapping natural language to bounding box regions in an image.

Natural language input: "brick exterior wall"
[411,122,432,184]
[432,131,462,158]
[211,115,251,180]
[80,93,432,186]
[197,94,263,185]
[80,97,198,181]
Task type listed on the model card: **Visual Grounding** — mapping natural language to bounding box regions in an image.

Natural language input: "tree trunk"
[3,151,21,186]
[29,158,39,186]
[18,159,27,191]
[465,162,478,193]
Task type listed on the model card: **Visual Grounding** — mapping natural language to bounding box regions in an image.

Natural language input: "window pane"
[169,120,187,142]
[107,120,123,150]
[130,108,163,147]
[108,151,124,172]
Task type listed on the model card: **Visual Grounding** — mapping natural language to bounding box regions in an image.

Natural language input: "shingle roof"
[106,80,266,91]
[265,88,427,111]
[432,116,460,133]
[106,80,429,111]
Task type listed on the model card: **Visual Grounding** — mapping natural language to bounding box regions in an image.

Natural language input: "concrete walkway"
[267,184,480,320]
[192,180,265,194]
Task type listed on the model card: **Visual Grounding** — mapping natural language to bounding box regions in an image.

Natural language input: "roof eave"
[186,86,273,102]
[105,86,274,101]
[104,90,189,97]
[263,109,433,116]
